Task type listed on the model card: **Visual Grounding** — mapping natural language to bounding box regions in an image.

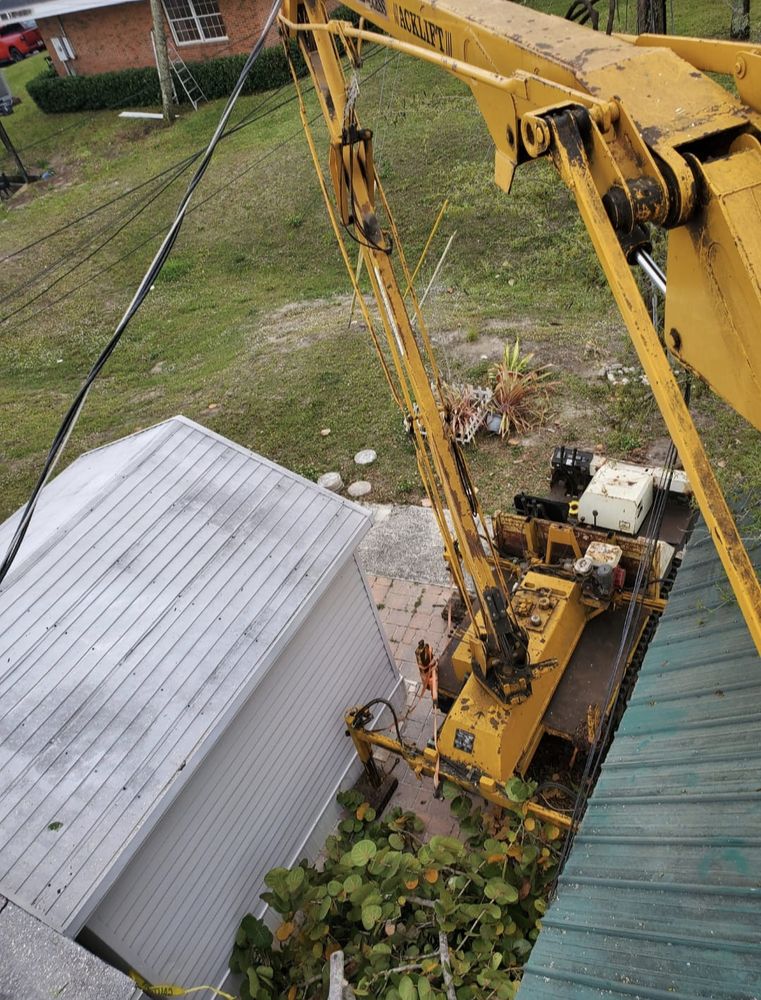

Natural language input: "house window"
[163,0,227,44]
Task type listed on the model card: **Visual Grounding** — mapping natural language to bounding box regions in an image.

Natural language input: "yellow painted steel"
[546,110,761,655]
[282,0,524,676]
[281,0,761,819]
[281,0,761,657]
[665,137,761,432]
[438,574,590,777]
[346,719,573,830]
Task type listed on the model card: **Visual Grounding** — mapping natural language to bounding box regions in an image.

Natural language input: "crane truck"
[278,0,761,826]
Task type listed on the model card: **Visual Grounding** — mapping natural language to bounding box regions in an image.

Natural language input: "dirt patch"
[229,294,640,508]
[245,295,359,353]
[433,314,627,379]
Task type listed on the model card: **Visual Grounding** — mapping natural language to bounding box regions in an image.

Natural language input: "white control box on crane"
[577,461,654,534]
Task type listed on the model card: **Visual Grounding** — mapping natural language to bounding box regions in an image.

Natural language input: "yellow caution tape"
[129,970,235,999]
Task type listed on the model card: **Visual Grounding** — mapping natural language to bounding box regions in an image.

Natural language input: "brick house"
[0,0,281,77]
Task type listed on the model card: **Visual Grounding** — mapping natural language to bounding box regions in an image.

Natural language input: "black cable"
[355,699,406,747]
[0,0,283,588]
[3,45,392,330]
[1,41,385,292]
[2,121,315,333]
[535,779,577,801]
[0,155,197,321]
[553,431,681,882]
[0,71,299,267]
[6,117,321,328]
[0,89,285,308]
[11,10,284,157]
[0,149,201,264]
[0,153,201,310]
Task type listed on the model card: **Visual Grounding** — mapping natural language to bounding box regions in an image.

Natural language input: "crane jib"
[393,6,454,57]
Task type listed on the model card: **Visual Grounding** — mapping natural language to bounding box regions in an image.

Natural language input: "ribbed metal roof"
[0,417,370,936]
[521,506,761,999]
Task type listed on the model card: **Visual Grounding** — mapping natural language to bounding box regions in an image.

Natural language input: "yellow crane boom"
[281,0,761,655]
[278,1,761,825]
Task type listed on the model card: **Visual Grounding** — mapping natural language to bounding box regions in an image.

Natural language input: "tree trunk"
[637,0,667,33]
[148,0,174,125]
[731,0,751,40]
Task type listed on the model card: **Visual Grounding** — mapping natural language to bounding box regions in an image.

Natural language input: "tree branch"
[439,930,457,1000]
[328,951,346,1000]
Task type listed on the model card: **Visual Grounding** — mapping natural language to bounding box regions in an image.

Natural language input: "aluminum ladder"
[151,32,207,110]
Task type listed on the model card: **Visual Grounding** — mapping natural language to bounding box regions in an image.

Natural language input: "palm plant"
[488,338,557,440]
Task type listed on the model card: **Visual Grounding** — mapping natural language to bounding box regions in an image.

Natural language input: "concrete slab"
[0,897,142,1000]
[357,504,452,585]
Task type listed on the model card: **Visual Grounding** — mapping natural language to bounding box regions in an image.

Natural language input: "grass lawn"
[1,2,759,528]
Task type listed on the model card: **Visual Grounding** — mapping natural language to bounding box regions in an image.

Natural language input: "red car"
[0,21,45,63]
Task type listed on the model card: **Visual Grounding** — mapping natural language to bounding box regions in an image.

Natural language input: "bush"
[25,41,306,114]
[330,3,362,25]
[229,784,560,999]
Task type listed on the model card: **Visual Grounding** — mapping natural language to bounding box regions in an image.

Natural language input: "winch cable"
[553,438,679,884]
[553,254,684,878]
[0,0,283,589]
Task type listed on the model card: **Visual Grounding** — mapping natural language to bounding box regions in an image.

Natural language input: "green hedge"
[26,42,307,114]
[331,3,362,26]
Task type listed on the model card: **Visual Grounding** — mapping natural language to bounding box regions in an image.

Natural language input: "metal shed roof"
[0,416,370,936]
[521,505,761,999]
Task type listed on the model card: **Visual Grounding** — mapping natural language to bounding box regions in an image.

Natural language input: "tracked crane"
[278,0,761,825]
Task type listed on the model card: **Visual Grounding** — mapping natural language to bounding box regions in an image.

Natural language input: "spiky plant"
[489,339,556,440]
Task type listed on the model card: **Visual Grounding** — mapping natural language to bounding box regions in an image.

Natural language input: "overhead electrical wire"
[3,20,384,265]
[0,42,387,311]
[0,156,198,322]
[0,0,282,588]
[10,11,287,157]
[0,69,305,268]
[5,118,316,333]
[2,45,393,331]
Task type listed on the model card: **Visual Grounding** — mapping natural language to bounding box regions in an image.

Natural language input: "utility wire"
[0,85,289,303]
[5,118,314,332]
[3,46,393,330]
[0,70,303,266]
[0,0,282,588]
[0,154,196,324]
[1,41,385,290]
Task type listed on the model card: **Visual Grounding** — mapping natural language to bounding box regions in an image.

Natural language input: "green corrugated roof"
[521,506,761,999]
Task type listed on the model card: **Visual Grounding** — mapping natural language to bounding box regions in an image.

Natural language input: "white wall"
[86,555,402,987]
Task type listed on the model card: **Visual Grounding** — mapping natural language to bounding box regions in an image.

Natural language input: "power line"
[0,85,308,306]
[1,42,384,277]
[0,74,297,266]
[0,154,196,324]
[1,45,391,326]
[8,11,284,157]
[5,118,317,332]
[0,0,283,588]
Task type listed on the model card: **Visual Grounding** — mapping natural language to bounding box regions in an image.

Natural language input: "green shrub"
[27,65,160,113]
[25,41,306,114]
[330,3,362,25]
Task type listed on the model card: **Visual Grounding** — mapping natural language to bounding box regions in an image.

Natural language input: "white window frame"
[162,0,228,46]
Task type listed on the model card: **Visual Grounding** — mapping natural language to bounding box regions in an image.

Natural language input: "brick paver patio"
[366,574,467,837]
